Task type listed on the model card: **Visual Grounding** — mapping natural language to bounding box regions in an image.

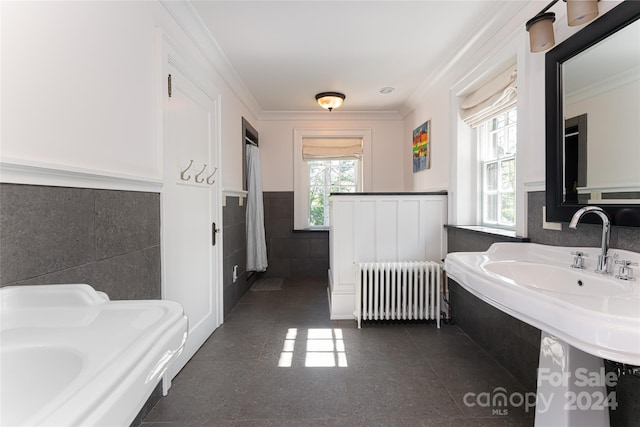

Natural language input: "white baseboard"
[329,289,356,320]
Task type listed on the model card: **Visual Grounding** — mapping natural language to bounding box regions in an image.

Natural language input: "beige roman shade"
[302,138,363,161]
[460,63,517,127]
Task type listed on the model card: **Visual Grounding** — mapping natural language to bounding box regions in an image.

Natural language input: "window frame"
[477,108,517,229]
[307,158,360,228]
[293,129,372,230]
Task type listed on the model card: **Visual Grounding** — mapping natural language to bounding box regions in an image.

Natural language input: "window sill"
[444,224,529,242]
[292,228,329,233]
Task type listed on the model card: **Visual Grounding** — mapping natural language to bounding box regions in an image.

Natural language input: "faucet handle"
[615,260,638,281]
[570,251,588,269]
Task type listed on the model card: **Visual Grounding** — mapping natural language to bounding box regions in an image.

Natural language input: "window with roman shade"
[460,63,517,128]
[301,138,364,161]
[293,129,371,230]
[301,138,363,228]
[460,63,518,229]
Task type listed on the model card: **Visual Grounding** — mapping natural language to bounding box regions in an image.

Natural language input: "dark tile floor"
[142,278,535,426]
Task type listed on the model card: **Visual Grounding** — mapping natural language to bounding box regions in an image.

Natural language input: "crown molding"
[160,0,262,118]
[566,66,640,106]
[258,110,403,122]
[403,1,534,117]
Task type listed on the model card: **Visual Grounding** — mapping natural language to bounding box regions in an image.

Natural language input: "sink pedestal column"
[535,332,612,427]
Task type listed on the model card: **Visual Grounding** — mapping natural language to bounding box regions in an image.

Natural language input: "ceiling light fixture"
[315,92,345,111]
[526,0,599,53]
[379,87,395,94]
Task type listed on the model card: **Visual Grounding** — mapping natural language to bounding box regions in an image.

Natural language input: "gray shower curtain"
[246,144,268,272]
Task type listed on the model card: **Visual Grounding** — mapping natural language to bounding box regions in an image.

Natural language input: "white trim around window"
[293,128,372,230]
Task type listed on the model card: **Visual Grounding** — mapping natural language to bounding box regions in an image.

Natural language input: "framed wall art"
[412,120,430,172]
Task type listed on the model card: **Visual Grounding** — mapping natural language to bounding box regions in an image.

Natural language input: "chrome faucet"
[569,206,611,274]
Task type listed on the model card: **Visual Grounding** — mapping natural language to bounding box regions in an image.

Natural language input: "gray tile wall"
[527,191,640,252]
[446,228,540,391]
[262,192,329,278]
[220,192,329,317]
[446,190,640,424]
[222,196,250,318]
[448,279,540,392]
[446,227,528,253]
[0,184,160,300]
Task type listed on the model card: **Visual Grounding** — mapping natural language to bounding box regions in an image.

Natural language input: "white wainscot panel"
[423,199,448,261]
[332,200,355,289]
[356,200,377,262]
[375,200,399,261]
[328,193,447,320]
[398,199,422,260]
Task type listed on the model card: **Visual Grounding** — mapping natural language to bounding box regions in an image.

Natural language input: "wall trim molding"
[0,159,162,192]
[222,188,248,198]
[222,188,248,207]
[524,180,545,192]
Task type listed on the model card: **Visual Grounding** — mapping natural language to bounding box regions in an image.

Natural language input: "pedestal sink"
[445,243,640,427]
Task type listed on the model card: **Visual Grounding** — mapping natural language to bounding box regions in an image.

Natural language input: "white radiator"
[355,261,441,329]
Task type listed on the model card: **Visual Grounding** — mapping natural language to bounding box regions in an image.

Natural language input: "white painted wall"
[2,0,626,225]
[404,1,623,235]
[404,85,450,192]
[518,1,621,191]
[1,0,256,192]
[258,118,405,192]
[2,2,262,391]
[220,95,258,191]
[2,1,159,179]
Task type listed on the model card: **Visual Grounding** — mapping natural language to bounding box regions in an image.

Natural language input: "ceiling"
[190,1,534,116]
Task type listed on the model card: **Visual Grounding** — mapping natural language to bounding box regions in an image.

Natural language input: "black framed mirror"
[545,0,640,227]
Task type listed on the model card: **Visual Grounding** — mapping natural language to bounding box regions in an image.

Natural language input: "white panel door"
[162,56,221,382]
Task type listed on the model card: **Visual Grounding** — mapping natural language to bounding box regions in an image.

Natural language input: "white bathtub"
[0,284,188,427]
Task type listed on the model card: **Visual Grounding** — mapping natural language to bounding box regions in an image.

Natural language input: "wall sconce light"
[315,92,345,111]
[526,0,599,53]
[566,0,599,26]
[526,12,557,52]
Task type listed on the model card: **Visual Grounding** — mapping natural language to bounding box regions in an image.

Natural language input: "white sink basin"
[0,284,189,427]
[445,243,640,365]
[483,260,634,297]
[1,346,85,424]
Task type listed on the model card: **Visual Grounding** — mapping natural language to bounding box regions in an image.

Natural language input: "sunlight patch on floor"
[278,328,348,368]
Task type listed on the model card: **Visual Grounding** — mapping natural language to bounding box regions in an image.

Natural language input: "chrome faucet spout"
[569,206,611,274]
